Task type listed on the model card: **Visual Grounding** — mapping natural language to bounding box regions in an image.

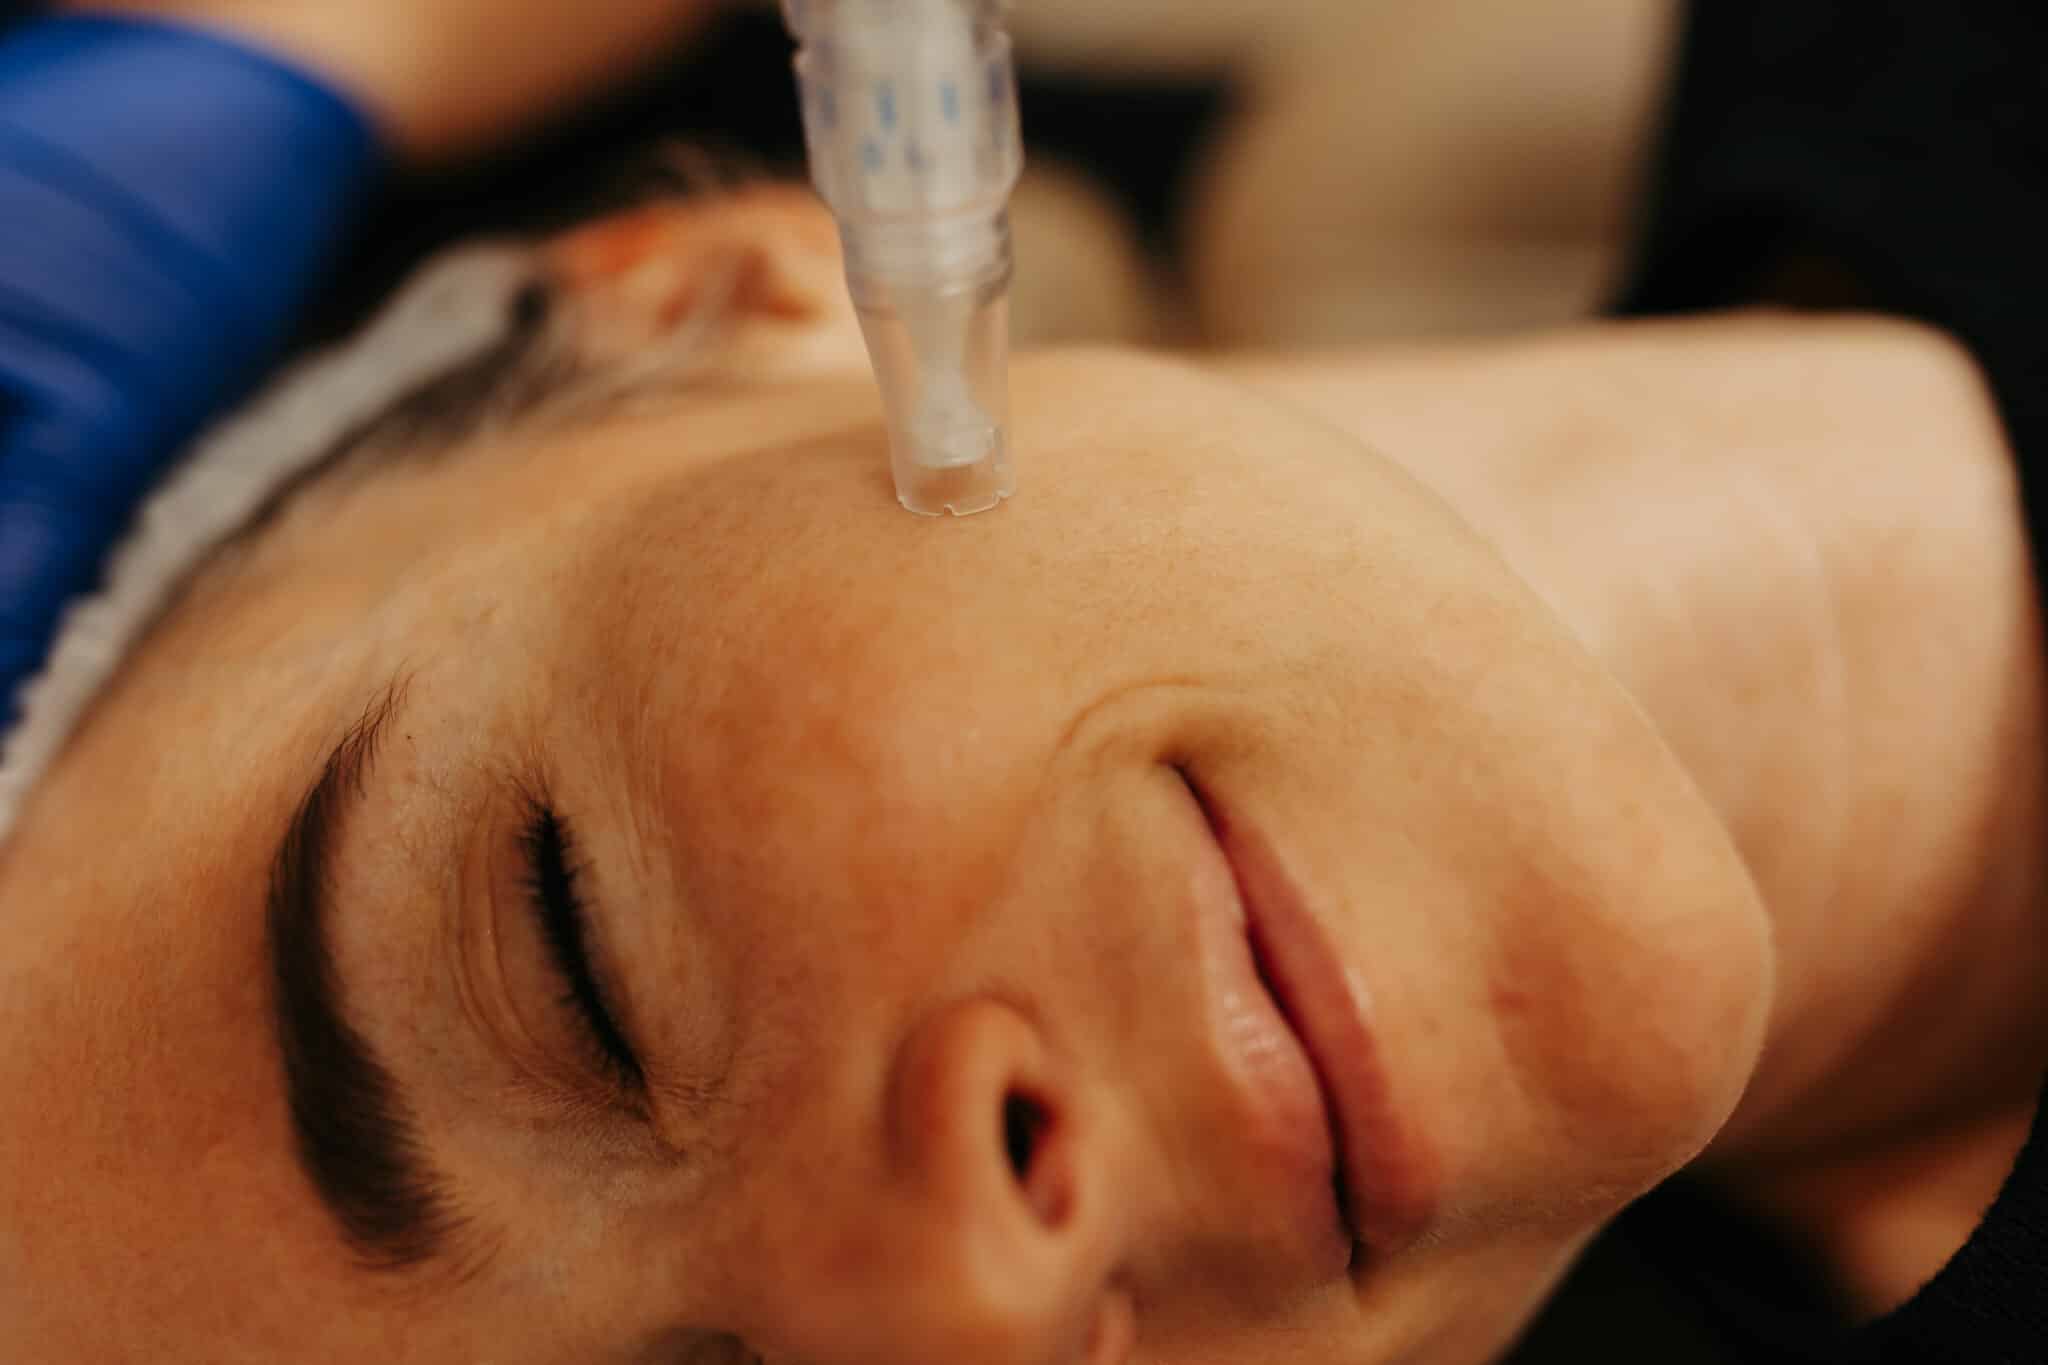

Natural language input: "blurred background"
[322,0,1680,354]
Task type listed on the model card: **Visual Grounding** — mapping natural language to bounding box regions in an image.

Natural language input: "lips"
[1180,789,1351,1275]
[1183,773,1440,1263]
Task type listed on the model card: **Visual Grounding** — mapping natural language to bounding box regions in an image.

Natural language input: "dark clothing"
[1528,4,2048,1362]
[1860,1093,2048,1363]
[1619,1,2048,568]
[1511,1082,2048,1365]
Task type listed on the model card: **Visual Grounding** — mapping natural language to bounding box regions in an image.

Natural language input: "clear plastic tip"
[856,273,1014,516]
[783,0,1024,516]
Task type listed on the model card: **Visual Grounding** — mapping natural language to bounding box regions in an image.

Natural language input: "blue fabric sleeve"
[0,15,385,721]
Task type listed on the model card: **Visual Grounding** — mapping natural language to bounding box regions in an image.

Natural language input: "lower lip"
[1186,777,1440,1261]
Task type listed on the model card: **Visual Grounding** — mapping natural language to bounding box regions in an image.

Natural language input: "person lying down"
[1,174,2042,1365]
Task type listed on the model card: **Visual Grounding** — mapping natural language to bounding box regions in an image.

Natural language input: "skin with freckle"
[0,192,2041,1363]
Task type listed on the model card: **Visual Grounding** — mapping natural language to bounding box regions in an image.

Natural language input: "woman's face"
[0,196,1770,1364]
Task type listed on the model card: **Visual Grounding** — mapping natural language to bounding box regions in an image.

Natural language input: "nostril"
[1001,1090,1071,1227]
[1003,1091,1047,1180]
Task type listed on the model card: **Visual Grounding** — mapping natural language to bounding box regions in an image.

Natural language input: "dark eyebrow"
[268,683,463,1272]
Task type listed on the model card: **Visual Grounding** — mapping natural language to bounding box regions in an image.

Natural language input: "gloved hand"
[0,2,717,723]
[0,15,382,721]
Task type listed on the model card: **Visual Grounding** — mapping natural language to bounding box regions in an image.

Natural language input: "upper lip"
[1183,773,1440,1263]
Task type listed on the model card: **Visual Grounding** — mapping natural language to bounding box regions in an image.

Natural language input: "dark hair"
[230,142,763,552]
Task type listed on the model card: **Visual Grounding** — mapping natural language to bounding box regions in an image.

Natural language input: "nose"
[786,999,1133,1365]
[893,999,1074,1236]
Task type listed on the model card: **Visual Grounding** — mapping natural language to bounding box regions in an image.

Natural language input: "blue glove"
[0,15,384,724]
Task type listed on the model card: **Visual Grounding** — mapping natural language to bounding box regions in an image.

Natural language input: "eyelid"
[518,796,648,1096]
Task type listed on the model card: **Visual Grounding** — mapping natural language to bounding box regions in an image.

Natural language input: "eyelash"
[519,800,646,1094]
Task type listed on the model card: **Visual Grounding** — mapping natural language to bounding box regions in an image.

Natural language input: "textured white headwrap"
[0,243,534,845]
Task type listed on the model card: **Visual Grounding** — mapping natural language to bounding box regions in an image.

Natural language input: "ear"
[547,186,850,346]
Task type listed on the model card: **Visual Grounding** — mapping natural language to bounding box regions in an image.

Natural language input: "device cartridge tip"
[784,0,1022,516]
[856,272,1013,515]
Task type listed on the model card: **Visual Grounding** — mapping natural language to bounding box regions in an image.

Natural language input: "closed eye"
[520,799,646,1094]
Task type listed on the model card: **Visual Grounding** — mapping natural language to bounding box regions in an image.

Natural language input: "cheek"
[1479,796,1772,1208]
[1485,877,1690,1171]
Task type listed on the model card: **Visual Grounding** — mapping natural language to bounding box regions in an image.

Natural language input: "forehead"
[497,353,1442,744]
[538,350,1471,656]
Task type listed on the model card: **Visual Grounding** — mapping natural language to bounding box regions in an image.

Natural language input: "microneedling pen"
[782,0,1023,516]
